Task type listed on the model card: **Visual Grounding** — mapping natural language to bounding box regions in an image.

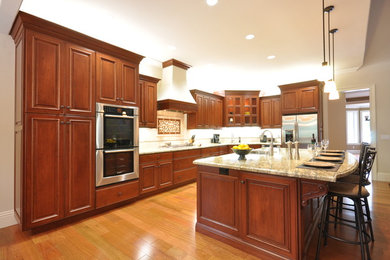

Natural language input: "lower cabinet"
[96,180,139,209]
[173,149,201,184]
[139,152,173,194]
[23,114,95,229]
[197,166,299,260]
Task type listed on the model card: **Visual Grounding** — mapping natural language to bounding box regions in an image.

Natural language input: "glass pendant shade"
[319,64,332,81]
[328,90,340,100]
[324,80,336,93]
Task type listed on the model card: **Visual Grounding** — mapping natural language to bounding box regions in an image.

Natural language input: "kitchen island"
[193,149,358,260]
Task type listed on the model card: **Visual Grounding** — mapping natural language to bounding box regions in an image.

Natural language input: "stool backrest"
[358,142,370,170]
[359,147,376,196]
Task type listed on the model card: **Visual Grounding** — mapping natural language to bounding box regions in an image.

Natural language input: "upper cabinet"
[187,90,224,129]
[260,95,281,128]
[225,90,260,127]
[96,53,139,106]
[279,80,322,115]
[139,74,160,128]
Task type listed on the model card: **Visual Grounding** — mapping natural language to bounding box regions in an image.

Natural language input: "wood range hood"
[157,59,197,113]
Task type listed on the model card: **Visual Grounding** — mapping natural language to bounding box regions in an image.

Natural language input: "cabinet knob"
[66,122,71,125]
[60,121,65,124]
[116,97,120,100]
[121,98,124,101]
[66,106,71,109]
[118,192,123,196]
[240,180,245,184]
[60,105,65,108]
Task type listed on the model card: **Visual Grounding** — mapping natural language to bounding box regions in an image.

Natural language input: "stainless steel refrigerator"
[282,114,318,144]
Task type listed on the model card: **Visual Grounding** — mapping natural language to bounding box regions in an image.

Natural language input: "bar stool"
[316,148,377,260]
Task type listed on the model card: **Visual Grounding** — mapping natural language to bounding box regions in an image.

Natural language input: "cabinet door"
[25,30,64,114]
[96,53,120,104]
[271,98,282,127]
[299,86,318,112]
[240,173,298,259]
[25,114,64,228]
[216,99,223,127]
[121,60,138,106]
[64,117,95,217]
[281,90,299,114]
[159,161,173,188]
[195,95,204,128]
[139,163,159,194]
[139,80,146,126]
[260,99,272,128]
[143,81,157,128]
[202,96,209,128]
[65,44,95,116]
[209,98,216,128]
[197,169,240,236]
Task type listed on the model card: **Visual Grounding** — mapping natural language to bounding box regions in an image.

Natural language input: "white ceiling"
[0,0,371,91]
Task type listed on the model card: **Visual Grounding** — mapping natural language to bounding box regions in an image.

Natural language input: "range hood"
[157,59,197,113]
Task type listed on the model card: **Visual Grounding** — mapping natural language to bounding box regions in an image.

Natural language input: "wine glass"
[315,142,322,156]
[321,139,329,151]
[307,144,315,158]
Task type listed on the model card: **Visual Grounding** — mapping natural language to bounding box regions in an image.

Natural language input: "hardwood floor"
[0,181,389,260]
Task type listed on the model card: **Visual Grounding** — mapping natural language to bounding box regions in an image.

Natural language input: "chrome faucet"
[260,130,274,156]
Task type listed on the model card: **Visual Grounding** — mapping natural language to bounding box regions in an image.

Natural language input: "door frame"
[337,83,377,180]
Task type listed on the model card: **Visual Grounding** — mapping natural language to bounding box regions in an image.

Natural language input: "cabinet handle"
[240,180,245,184]
[60,105,65,108]
[116,97,120,100]
[66,106,71,109]
[60,121,65,124]
[118,192,123,196]
[121,98,124,101]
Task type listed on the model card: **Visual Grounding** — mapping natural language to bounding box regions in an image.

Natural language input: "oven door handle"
[104,148,136,154]
[104,115,135,119]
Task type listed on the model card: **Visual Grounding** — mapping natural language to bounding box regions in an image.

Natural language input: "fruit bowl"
[232,148,252,160]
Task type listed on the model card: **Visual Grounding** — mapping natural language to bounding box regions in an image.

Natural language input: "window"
[346,109,371,145]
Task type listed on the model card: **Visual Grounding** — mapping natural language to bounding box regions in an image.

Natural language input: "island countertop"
[193,148,358,182]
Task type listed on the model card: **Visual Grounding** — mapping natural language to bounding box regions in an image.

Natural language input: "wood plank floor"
[1,181,389,260]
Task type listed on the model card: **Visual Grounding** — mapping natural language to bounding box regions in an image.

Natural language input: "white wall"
[0,33,17,228]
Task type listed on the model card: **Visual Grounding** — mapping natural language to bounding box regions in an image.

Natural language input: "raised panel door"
[300,87,318,112]
[198,170,240,236]
[121,60,138,106]
[196,95,204,128]
[64,117,95,216]
[26,30,63,114]
[216,99,223,127]
[139,163,159,194]
[96,53,119,104]
[209,98,216,128]
[272,98,282,127]
[66,44,95,116]
[139,80,146,126]
[159,161,173,188]
[143,81,157,128]
[202,96,209,128]
[260,99,272,128]
[25,114,64,228]
[281,90,299,114]
[240,173,298,259]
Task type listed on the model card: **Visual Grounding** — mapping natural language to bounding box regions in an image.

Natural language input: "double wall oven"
[96,103,139,187]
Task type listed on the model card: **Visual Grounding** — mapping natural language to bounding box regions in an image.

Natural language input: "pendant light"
[323,5,335,93]
[328,28,339,100]
[319,1,333,82]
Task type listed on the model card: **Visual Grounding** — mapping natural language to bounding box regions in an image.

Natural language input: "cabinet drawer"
[173,149,201,159]
[173,156,199,171]
[140,154,158,164]
[96,180,139,208]
[174,168,197,184]
[202,147,220,157]
[158,152,173,162]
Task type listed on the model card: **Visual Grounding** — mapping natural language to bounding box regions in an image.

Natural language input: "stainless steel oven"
[96,103,139,187]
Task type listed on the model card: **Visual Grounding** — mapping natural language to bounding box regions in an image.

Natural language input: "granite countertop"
[139,142,282,155]
[193,148,358,182]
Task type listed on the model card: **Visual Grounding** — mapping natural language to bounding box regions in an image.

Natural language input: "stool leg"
[334,196,341,229]
[324,195,332,246]
[355,198,367,260]
[363,197,374,242]
[316,195,329,260]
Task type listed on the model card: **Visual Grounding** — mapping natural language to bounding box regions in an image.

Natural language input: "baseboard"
[0,210,17,229]
[376,172,390,182]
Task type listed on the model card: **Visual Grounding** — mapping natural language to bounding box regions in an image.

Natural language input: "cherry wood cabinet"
[25,114,95,228]
[260,95,281,128]
[95,180,139,209]
[139,74,160,128]
[224,91,260,127]
[187,90,224,129]
[139,153,173,194]
[96,53,139,107]
[279,80,322,115]
[173,149,201,184]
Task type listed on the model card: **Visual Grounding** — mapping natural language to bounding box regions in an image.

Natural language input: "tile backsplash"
[139,112,282,150]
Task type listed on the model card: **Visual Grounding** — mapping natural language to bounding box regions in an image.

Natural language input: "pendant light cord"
[322,0,326,64]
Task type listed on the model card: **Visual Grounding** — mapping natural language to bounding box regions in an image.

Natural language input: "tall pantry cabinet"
[11,12,143,230]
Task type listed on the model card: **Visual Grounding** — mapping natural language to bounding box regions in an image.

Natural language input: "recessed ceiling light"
[206,0,218,6]
[267,55,276,60]
[168,45,176,51]
[245,34,255,40]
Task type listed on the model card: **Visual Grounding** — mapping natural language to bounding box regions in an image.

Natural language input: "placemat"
[297,159,343,172]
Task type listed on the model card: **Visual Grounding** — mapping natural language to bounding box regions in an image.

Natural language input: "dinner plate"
[319,152,344,157]
[324,150,344,153]
[315,156,343,162]
[303,161,335,168]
